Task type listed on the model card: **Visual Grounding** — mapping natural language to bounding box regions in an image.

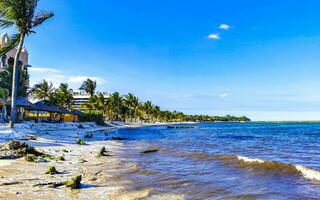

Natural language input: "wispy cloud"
[29,67,106,90]
[220,93,232,98]
[29,67,60,73]
[219,24,231,30]
[208,33,220,40]
[68,76,106,85]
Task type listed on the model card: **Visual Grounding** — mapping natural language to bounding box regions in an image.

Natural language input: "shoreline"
[0,122,186,200]
[1,122,320,199]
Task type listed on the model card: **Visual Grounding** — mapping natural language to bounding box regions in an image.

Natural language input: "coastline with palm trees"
[0,0,249,126]
[0,1,251,198]
[29,78,250,124]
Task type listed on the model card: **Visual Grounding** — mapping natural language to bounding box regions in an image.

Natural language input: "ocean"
[108,122,320,199]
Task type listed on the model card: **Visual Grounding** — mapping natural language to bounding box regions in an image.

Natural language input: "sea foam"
[295,164,320,181]
[236,156,320,181]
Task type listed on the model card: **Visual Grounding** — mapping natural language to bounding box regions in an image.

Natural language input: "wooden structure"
[167,125,199,129]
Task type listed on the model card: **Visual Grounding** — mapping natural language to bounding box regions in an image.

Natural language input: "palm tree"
[56,83,73,109]
[79,79,97,97]
[124,93,140,122]
[93,92,106,114]
[105,92,124,121]
[152,105,161,122]
[0,0,54,127]
[79,79,97,119]
[31,79,54,101]
[141,101,154,122]
[0,64,30,97]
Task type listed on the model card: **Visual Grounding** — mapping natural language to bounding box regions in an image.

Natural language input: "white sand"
[0,122,185,200]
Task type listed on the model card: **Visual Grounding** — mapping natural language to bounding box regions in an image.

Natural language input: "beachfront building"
[0,32,32,122]
[73,92,109,109]
[0,32,31,76]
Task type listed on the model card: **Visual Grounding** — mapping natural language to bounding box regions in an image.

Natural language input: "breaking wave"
[188,152,320,181]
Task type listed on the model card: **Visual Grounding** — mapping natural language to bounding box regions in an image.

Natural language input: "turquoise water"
[110,123,320,199]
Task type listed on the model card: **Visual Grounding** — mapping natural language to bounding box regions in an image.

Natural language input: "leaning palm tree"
[0,0,54,128]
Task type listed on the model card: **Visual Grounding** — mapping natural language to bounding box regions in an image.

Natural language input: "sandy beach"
[0,122,184,200]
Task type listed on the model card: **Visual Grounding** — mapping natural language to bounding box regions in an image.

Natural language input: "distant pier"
[167,125,199,129]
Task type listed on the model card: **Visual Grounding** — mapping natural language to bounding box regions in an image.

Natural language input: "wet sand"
[0,123,184,200]
[0,141,184,200]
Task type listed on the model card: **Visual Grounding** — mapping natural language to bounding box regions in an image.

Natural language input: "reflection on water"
[110,122,320,199]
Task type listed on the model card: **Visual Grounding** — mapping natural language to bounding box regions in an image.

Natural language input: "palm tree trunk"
[9,34,25,128]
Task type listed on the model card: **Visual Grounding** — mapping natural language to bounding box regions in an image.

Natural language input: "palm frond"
[0,18,14,28]
[0,33,20,56]
[32,10,54,28]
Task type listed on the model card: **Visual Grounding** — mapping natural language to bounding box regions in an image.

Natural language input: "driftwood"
[167,125,199,129]
[112,137,129,141]
[141,149,159,154]
[33,175,82,189]
[33,182,64,188]
[0,181,23,186]
[94,170,102,176]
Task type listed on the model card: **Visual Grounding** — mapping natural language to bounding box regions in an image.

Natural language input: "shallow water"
[109,122,320,199]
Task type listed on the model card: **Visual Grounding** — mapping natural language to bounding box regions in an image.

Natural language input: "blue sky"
[14,0,320,120]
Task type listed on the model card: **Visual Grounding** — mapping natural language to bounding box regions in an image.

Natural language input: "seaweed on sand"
[45,166,60,175]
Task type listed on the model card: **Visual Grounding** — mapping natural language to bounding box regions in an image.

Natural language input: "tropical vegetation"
[0,63,29,97]
[31,81,74,108]
[30,78,250,123]
[79,79,96,119]
[0,0,54,127]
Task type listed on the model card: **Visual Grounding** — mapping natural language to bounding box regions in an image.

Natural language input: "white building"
[0,32,31,72]
[0,32,31,122]
[73,92,109,109]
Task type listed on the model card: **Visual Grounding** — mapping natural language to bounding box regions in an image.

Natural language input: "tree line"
[30,79,251,123]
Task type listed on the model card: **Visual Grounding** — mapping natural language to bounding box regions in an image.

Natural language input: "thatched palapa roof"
[29,102,71,114]
[6,97,34,108]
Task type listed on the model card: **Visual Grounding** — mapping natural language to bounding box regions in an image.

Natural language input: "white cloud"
[68,76,106,85]
[219,24,231,30]
[208,33,220,40]
[29,67,106,90]
[220,93,232,98]
[29,67,60,73]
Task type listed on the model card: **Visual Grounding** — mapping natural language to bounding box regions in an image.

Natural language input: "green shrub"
[55,156,65,161]
[79,113,104,125]
[61,149,69,153]
[25,154,36,162]
[76,139,86,145]
[45,166,59,175]
[42,154,53,161]
[64,175,82,189]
